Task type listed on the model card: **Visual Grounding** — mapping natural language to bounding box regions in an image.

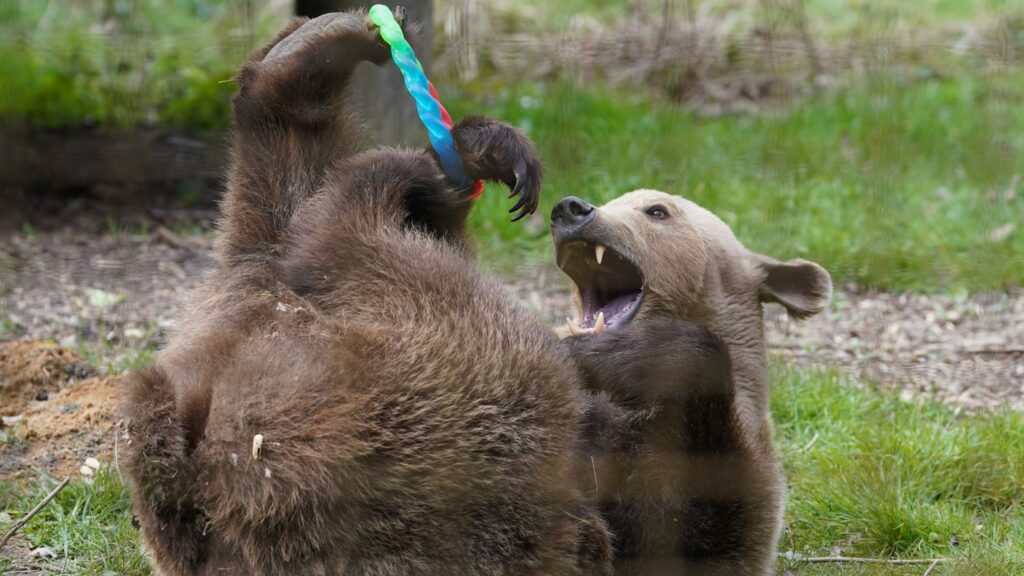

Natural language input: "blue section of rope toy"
[369,4,472,188]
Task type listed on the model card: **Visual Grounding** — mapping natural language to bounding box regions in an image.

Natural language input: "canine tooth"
[594,312,606,334]
[566,318,584,336]
[595,244,606,265]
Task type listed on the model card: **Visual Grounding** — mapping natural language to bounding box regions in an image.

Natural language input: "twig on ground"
[923,558,941,576]
[155,225,186,250]
[113,419,124,481]
[964,346,1024,354]
[0,477,70,549]
[798,432,820,453]
[791,555,948,565]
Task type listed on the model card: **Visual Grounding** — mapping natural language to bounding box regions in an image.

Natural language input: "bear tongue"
[598,293,637,323]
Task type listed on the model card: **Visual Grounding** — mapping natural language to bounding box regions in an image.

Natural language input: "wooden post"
[296,0,434,147]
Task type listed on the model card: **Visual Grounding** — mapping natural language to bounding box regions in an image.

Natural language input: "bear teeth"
[595,244,606,265]
[566,318,586,336]
[594,312,606,334]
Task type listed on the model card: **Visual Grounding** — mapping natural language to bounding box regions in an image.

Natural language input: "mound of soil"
[0,341,96,415]
[0,341,121,480]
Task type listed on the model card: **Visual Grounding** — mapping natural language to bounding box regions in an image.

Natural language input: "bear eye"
[645,205,669,220]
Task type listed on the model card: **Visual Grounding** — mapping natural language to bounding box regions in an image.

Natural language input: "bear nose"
[551,196,595,234]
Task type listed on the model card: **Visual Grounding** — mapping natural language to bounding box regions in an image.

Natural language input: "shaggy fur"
[121,11,609,576]
[552,190,832,575]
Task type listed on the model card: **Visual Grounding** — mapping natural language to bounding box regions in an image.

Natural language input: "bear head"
[551,188,832,418]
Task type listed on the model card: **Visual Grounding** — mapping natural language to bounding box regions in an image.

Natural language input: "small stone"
[30,547,56,558]
[80,465,94,477]
[124,327,144,340]
[85,457,101,470]
[86,288,127,309]
[1,415,22,426]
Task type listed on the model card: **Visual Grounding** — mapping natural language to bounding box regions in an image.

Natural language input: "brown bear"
[121,10,611,576]
[550,190,832,575]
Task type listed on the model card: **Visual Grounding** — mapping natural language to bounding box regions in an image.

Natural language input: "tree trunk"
[296,0,434,147]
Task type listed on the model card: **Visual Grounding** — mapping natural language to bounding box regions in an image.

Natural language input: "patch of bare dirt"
[0,341,95,415]
[0,341,122,480]
[764,288,1024,412]
[512,267,1024,413]
[0,536,47,575]
[0,201,215,374]
[0,204,204,482]
[17,374,123,479]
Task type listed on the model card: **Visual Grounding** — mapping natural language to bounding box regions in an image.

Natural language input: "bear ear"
[752,255,832,320]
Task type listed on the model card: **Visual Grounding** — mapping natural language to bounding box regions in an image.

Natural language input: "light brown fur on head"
[558,188,831,423]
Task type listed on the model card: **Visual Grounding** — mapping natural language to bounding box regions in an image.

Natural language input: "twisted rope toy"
[368,4,484,199]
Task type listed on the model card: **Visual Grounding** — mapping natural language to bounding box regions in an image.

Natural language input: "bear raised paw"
[552,190,832,576]
[121,10,609,576]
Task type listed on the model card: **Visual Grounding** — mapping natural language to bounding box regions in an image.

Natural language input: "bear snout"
[551,196,596,235]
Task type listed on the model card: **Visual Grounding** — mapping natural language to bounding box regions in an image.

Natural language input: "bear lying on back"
[122,10,610,576]
[551,190,832,575]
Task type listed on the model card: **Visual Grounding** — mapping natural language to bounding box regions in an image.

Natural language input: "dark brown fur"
[566,321,782,576]
[122,11,606,576]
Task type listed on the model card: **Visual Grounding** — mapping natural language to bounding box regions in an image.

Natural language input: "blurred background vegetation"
[0,0,279,131]
[1,0,1022,290]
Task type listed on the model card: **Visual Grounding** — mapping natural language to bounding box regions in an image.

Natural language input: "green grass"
[0,0,278,131]
[773,366,1024,575]
[2,470,151,575]
[2,366,1021,574]
[449,73,1024,291]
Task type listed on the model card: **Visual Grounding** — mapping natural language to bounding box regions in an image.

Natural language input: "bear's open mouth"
[557,240,645,334]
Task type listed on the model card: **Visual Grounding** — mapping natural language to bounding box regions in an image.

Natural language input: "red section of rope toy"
[468,179,485,199]
[427,82,454,129]
[428,81,484,199]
